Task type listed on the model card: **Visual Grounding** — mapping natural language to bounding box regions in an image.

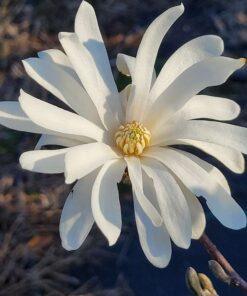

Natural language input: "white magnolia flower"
[0,1,246,268]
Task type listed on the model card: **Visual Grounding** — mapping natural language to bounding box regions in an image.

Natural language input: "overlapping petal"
[59,32,121,129]
[0,0,245,269]
[134,170,172,268]
[0,101,46,133]
[35,135,83,150]
[119,84,131,117]
[176,178,206,239]
[75,1,119,105]
[116,54,136,77]
[179,150,231,194]
[37,49,81,84]
[150,35,224,101]
[126,4,184,122]
[64,143,120,184]
[134,193,172,268]
[23,57,101,125]
[145,57,245,129]
[20,148,68,174]
[142,158,191,248]
[143,147,246,229]
[125,156,162,227]
[116,53,156,83]
[60,171,97,250]
[164,139,245,174]
[156,120,247,155]
[19,90,106,142]
[91,159,126,246]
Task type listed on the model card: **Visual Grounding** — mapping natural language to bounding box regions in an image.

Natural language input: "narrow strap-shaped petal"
[20,148,68,174]
[158,119,247,155]
[35,135,83,150]
[125,156,162,227]
[59,32,121,129]
[125,85,136,122]
[164,139,245,174]
[145,57,244,129]
[65,143,120,184]
[133,193,172,268]
[179,95,240,121]
[143,147,246,229]
[176,178,206,239]
[150,35,224,101]
[19,90,106,142]
[136,170,171,268]
[91,159,126,246]
[23,58,101,125]
[178,150,231,194]
[119,84,131,117]
[145,146,230,193]
[0,101,46,133]
[0,101,91,144]
[128,4,184,122]
[75,1,119,101]
[37,49,81,84]
[60,171,97,250]
[142,158,191,248]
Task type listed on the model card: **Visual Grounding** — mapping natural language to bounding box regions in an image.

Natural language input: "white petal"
[128,4,184,122]
[167,139,245,174]
[143,147,246,229]
[65,143,120,184]
[60,171,97,250]
[0,101,46,133]
[119,84,130,117]
[146,145,230,193]
[134,194,172,268]
[125,156,162,227]
[38,49,81,84]
[75,1,119,105]
[23,58,101,125]
[142,158,191,248]
[91,159,126,246]
[178,150,231,194]
[59,32,121,129]
[125,85,136,122]
[176,179,206,239]
[136,169,172,268]
[145,57,245,128]
[19,90,106,142]
[35,135,83,150]
[116,54,135,77]
[20,148,68,173]
[160,120,247,155]
[150,35,224,101]
[180,95,240,121]
[116,53,156,83]
[0,100,91,143]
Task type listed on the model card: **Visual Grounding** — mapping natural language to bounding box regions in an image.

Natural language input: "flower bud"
[208,260,231,285]
[185,267,203,295]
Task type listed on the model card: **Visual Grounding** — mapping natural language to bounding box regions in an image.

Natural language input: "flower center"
[115,121,151,156]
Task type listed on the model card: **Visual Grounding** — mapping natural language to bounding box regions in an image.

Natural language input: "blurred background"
[0,0,246,295]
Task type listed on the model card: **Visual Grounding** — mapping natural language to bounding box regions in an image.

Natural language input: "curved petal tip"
[179,3,185,12]
[108,233,120,247]
[238,58,246,68]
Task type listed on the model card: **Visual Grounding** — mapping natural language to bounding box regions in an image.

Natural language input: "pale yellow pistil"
[115,121,151,156]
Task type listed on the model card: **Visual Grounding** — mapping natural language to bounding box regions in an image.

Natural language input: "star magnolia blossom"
[0,1,246,268]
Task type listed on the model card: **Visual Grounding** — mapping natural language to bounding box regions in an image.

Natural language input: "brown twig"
[199,233,247,295]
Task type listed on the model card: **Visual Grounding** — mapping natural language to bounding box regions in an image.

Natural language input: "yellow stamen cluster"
[115,121,151,156]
